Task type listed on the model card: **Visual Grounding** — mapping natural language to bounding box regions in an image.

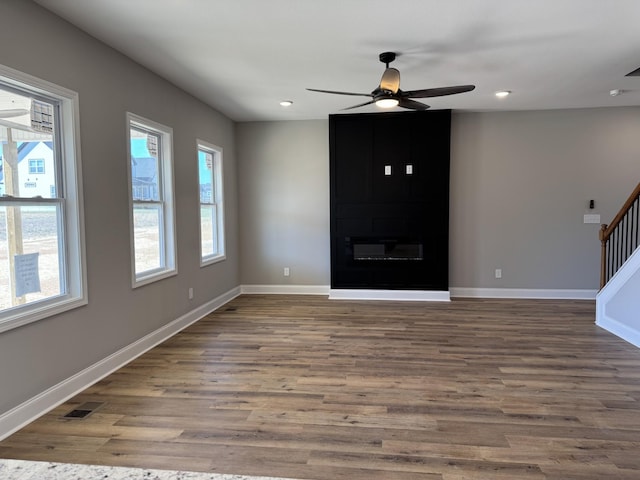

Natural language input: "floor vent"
[62,402,105,419]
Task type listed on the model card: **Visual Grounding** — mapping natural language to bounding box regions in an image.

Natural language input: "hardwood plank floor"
[1,295,640,479]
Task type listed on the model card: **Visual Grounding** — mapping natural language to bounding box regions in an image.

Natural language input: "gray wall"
[237,109,640,290]
[450,108,640,289]
[237,121,330,285]
[0,1,239,414]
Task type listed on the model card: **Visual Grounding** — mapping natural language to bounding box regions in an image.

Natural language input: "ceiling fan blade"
[379,68,400,93]
[0,108,30,118]
[401,85,475,98]
[342,99,377,111]
[398,98,430,110]
[307,88,372,97]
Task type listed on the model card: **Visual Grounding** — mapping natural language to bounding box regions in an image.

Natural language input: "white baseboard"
[241,284,330,295]
[450,287,598,300]
[0,286,241,441]
[329,289,450,302]
[241,285,597,301]
[241,285,450,301]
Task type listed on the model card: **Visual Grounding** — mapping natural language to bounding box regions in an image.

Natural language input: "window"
[28,158,45,174]
[0,64,86,333]
[197,140,225,265]
[126,113,176,287]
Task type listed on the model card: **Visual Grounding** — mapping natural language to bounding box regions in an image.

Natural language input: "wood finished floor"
[1,295,640,479]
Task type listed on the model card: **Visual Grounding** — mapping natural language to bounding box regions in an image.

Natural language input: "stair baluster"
[600,182,640,289]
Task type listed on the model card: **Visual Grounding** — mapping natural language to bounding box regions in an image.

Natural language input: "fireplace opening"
[349,237,424,261]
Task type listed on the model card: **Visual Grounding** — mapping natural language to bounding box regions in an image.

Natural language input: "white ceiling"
[34,0,640,122]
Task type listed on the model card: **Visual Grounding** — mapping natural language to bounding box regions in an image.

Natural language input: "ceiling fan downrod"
[379,51,396,69]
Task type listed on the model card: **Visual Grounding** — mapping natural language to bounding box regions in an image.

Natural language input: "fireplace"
[329,110,450,293]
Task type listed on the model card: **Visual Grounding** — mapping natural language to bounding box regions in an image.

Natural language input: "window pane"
[200,204,217,257]
[28,158,45,174]
[198,150,213,204]
[0,205,63,311]
[133,204,163,274]
[0,98,57,200]
[130,128,160,201]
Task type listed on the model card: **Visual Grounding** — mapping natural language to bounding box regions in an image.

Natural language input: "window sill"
[0,295,88,334]
[200,254,226,268]
[132,268,178,289]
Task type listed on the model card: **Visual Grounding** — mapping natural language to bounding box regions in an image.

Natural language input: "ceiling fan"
[307,52,475,111]
[0,108,29,119]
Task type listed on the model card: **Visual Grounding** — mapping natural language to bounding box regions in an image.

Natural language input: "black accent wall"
[330,110,451,290]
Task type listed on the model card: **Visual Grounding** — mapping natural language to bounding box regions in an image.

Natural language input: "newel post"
[599,224,608,289]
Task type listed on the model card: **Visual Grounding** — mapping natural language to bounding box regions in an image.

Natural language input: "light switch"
[406,164,413,175]
[584,214,600,224]
[384,165,392,176]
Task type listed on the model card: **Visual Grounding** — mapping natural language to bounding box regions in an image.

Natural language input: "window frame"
[197,139,226,266]
[126,112,177,288]
[0,63,87,334]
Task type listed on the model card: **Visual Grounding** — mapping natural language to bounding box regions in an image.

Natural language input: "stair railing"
[600,182,640,289]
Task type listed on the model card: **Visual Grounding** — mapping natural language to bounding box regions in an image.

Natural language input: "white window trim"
[197,139,226,267]
[126,112,177,288]
[0,63,87,334]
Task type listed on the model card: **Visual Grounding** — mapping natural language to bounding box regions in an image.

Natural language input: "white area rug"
[0,459,298,480]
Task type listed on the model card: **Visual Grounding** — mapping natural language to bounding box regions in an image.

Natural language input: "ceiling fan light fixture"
[376,98,399,108]
[495,90,511,98]
[279,100,293,107]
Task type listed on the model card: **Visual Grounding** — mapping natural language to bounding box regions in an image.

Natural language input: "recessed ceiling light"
[279,100,293,107]
[495,90,511,98]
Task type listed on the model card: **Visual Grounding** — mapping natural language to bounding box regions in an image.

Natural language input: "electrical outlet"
[188,287,194,299]
[495,269,502,279]
[284,267,290,277]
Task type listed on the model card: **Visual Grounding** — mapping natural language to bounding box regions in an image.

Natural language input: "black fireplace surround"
[330,110,450,291]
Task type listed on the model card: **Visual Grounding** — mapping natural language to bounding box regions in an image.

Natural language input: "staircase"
[596,182,640,348]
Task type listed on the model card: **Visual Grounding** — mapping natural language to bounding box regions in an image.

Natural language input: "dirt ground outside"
[0,209,164,311]
[0,208,214,311]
